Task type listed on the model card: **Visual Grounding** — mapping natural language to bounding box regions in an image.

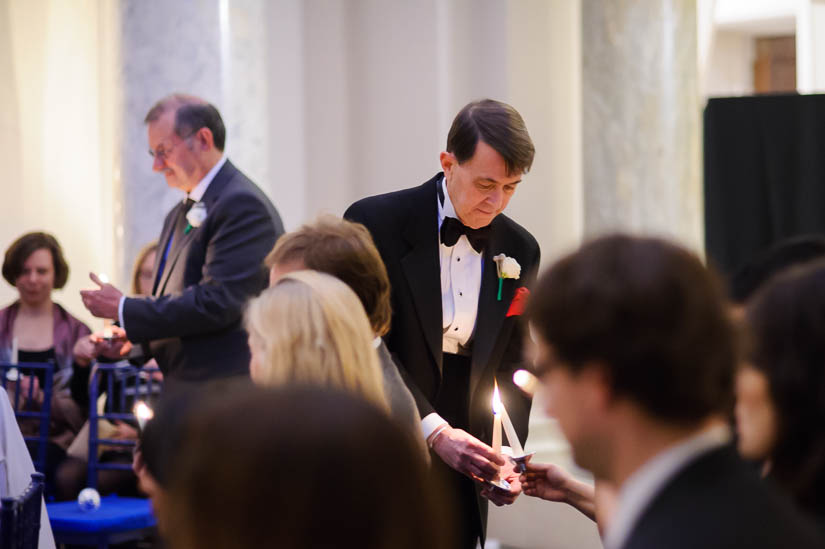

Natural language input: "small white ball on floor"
[77,487,101,512]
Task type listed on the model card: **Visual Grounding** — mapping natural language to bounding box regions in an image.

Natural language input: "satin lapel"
[400,182,443,372]
[470,219,515,397]
[157,217,197,295]
[152,205,180,296]
[157,160,235,295]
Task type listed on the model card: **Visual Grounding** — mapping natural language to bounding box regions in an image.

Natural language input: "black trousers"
[432,353,486,549]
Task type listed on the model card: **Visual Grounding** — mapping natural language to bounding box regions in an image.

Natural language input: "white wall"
[0,0,117,328]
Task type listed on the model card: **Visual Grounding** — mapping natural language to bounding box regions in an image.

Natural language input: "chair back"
[0,362,54,473]
[0,472,45,549]
[87,364,162,489]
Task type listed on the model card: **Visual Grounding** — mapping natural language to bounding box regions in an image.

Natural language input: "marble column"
[582,0,702,251]
[114,0,271,285]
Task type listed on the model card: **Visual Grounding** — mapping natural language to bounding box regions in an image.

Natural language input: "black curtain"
[704,94,825,276]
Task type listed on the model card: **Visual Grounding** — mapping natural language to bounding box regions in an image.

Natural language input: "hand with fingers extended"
[430,425,505,482]
[80,272,124,320]
[520,461,596,521]
[481,457,523,506]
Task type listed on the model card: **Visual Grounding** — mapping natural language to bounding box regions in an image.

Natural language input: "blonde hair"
[244,270,388,411]
[130,241,159,295]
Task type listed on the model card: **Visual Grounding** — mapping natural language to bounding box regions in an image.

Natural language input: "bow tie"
[440,217,490,253]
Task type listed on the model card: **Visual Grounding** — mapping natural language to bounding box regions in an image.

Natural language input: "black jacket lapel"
[157,160,236,295]
[470,219,516,396]
[152,205,181,296]
[400,179,443,372]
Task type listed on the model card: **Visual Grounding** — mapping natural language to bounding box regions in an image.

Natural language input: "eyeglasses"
[148,131,197,161]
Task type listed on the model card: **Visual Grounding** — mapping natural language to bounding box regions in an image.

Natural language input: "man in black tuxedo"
[81,94,283,384]
[527,235,823,549]
[345,99,540,547]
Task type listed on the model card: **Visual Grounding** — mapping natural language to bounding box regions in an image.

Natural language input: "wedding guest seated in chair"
[525,234,822,549]
[0,232,93,496]
[55,241,162,500]
[162,384,453,549]
[245,270,388,413]
[265,216,425,455]
[736,259,825,536]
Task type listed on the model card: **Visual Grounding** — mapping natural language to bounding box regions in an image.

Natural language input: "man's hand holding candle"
[429,426,505,482]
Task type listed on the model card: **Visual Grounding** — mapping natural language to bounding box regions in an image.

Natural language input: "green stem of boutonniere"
[497,278,503,301]
[184,224,193,234]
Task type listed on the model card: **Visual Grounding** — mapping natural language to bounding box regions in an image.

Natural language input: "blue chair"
[0,472,45,549]
[47,363,162,548]
[0,361,54,474]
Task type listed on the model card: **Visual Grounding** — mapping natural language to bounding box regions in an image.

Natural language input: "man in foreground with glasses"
[81,93,283,387]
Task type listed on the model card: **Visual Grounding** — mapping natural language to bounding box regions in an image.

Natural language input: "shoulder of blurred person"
[375,339,427,459]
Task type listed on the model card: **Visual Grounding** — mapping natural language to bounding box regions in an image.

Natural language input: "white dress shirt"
[118,155,228,328]
[602,423,732,549]
[422,175,484,441]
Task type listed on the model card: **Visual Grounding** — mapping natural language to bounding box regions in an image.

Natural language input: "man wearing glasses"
[81,94,283,386]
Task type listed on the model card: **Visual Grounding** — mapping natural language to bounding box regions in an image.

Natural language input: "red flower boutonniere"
[507,287,530,317]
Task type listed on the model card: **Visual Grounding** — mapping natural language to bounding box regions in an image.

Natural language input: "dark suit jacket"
[623,446,824,549]
[345,173,539,449]
[124,160,283,382]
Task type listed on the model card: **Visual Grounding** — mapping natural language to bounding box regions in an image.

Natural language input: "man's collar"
[437,174,459,228]
[602,423,731,549]
[188,155,227,202]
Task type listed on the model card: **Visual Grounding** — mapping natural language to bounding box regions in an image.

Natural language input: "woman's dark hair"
[746,258,825,515]
[265,216,392,336]
[163,384,454,549]
[729,235,825,304]
[2,231,70,289]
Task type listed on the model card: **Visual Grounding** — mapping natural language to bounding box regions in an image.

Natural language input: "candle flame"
[133,401,154,421]
[492,381,503,415]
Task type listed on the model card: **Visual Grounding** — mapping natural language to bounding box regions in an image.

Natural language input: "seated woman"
[162,384,452,549]
[56,241,160,500]
[245,270,388,412]
[264,216,425,454]
[0,232,92,496]
[736,258,825,534]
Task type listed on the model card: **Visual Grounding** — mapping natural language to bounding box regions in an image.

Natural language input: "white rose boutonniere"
[185,202,208,234]
[493,254,521,301]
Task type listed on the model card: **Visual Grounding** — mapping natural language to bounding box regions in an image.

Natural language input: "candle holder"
[483,477,511,492]
[509,451,535,473]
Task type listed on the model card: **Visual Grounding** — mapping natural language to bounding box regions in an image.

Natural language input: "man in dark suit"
[345,99,540,547]
[527,235,823,549]
[81,94,283,384]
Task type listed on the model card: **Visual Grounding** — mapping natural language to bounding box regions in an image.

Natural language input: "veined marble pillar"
[114,0,271,284]
[582,0,702,251]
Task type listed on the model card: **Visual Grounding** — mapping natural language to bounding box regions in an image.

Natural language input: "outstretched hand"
[520,461,596,521]
[80,272,123,320]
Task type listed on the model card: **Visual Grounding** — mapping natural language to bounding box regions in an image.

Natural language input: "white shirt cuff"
[118,296,126,331]
[421,413,448,440]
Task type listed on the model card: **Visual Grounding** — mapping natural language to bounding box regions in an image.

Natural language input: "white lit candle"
[6,337,19,381]
[98,274,114,339]
[492,382,502,455]
[133,401,154,430]
[497,386,525,456]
